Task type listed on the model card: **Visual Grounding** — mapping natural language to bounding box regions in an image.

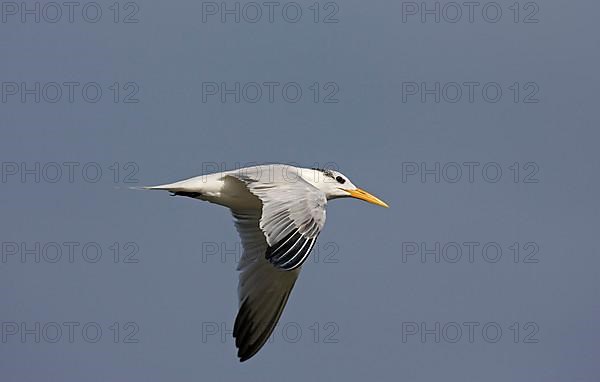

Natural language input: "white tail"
[133,176,207,193]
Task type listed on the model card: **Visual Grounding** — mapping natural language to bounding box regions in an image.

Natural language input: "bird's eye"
[336,176,345,184]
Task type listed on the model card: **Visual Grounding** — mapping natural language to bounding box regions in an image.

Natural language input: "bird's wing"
[231,209,300,362]
[226,171,327,270]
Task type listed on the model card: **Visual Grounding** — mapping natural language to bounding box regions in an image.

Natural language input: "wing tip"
[232,289,295,362]
[237,346,259,362]
[233,299,262,362]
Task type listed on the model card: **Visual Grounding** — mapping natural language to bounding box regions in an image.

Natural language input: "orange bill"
[346,188,389,208]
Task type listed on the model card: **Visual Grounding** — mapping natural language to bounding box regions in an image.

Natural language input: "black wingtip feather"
[233,291,293,362]
[266,230,318,271]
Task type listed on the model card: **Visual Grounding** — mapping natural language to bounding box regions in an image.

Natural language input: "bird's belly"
[203,176,261,211]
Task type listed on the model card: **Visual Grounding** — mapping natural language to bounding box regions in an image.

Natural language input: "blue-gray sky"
[1,1,599,381]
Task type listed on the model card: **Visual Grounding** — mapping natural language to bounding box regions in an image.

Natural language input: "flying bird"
[143,164,388,361]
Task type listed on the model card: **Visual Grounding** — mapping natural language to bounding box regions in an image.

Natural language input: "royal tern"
[143,164,388,361]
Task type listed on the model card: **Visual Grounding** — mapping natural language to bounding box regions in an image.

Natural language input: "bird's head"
[303,168,389,208]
